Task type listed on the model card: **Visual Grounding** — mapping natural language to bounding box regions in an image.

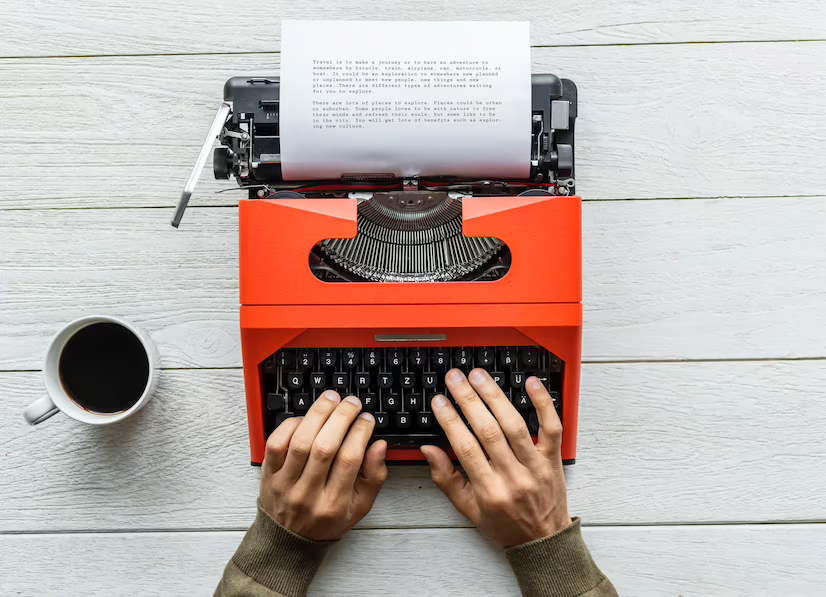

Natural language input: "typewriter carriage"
[171,74,577,227]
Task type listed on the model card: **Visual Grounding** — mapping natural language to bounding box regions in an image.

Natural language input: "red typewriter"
[173,74,580,465]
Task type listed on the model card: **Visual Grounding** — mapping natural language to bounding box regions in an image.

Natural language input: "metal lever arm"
[171,102,232,227]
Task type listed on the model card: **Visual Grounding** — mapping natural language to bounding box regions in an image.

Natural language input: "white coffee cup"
[23,315,160,426]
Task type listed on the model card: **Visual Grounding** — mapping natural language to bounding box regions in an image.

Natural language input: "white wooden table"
[2,3,826,595]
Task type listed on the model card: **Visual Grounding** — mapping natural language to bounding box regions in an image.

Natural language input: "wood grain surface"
[2,42,826,209]
[2,197,823,371]
[3,5,825,595]
[2,360,825,532]
[2,523,825,596]
[1,0,824,57]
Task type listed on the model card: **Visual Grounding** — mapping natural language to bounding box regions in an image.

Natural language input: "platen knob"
[213,147,232,179]
[556,144,573,176]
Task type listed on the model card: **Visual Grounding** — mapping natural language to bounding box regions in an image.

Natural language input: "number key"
[297,349,313,368]
[499,349,517,367]
[388,349,403,367]
[343,349,360,367]
[277,351,294,367]
[433,349,449,367]
[320,349,337,367]
[410,349,426,367]
[519,347,538,368]
[453,348,471,368]
[365,349,382,367]
[476,348,494,367]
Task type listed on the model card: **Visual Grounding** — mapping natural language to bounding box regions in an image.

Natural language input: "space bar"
[371,433,447,447]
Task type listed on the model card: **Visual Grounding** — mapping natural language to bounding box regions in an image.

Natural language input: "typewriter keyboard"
[262,346,563,447]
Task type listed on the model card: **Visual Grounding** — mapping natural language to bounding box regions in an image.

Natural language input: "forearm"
[215,500,336,597]
[505,518,618,597]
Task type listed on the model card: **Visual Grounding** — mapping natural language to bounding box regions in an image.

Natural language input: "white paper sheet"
[279,21,531,181]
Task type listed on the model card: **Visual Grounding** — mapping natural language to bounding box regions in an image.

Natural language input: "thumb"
[355,440,389,505]
[420,445,479,523]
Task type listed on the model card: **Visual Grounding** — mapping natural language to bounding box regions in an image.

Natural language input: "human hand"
[260,391,388,541]
[421,369,572,548]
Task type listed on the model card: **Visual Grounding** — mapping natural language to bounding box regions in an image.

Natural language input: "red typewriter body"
[240,194,582,464]
[170,73,581,465]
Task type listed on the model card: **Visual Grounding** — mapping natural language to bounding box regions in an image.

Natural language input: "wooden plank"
[2,197,824,370]
[2,42,826,209]
[1,524,825,596]
[1,0,824,57]
[2,360,825,532]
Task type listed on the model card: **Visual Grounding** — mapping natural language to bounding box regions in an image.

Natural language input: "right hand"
[260,391,388,541]
[421,369,572,548]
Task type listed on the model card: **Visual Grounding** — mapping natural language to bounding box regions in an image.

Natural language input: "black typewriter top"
[173,74,577,229]
[217,73,577,195]
[205,74,579,283]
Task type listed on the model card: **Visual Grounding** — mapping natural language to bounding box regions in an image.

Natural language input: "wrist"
[230,500,338,597]
[532,515,574,544]
[505,518,610,597]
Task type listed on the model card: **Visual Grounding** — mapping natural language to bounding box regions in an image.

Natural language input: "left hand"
[260,391,388,541]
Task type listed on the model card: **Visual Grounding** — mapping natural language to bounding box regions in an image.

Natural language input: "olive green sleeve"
[214,501,336,597]
[504,518,619,597]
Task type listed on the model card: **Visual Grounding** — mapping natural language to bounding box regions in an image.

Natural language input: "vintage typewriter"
[173,74,581,465]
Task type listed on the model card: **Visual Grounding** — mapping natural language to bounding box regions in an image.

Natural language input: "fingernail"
[324,391,340,402]
[432,394,448,409]
[528,377,542,391]
[468,369,486,383]
[344,395,361,406]
[448,369,464,383]
[359,412,374,422]
[421,448,433,463]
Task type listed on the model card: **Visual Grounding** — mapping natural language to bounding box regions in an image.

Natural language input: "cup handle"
[23,396,60,425]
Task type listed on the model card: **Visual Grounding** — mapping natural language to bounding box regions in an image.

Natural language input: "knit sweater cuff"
[230,500,337,597]
[504,518,607,597]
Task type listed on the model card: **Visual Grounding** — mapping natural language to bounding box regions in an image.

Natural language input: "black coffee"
[59,322,150,414]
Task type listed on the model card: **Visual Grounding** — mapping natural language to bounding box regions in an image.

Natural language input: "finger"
[281,390,341,481]
[353,440,388,516]
[467,368,537,466]
[526,377,564,460]
[328,412,376,494]
[299,395,363,486]
[420,445,480,523]
[446,369,519,470]
[263,416,303,475]
[430,394,493,482]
